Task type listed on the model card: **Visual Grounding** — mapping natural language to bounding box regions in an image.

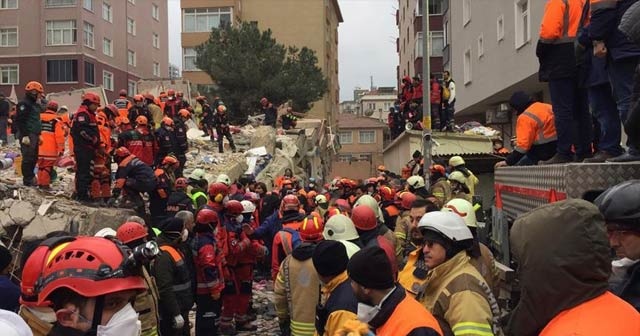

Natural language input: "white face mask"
[96,302,141,336]
[235,215,244,224]
[181,229,189,242]
[356,302,380,323]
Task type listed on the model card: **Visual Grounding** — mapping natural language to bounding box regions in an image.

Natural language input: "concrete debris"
[0,211,15,228]
[8,201,36,227]
[37,199,56,216]
[22,214,69,241]
[251,126,277,155]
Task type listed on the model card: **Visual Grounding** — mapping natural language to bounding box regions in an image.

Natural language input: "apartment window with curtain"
[83,0,92,11]
[183,47,198,71]
[0,28,18,47]
[102,3,112,22]
[84,61,94,85]
[515,0,530,48]
[182,7,232,32]
[127,18,136,36]
[128,80,137,97]
[103,38,112,56]
[0,0,18,9]
[152,3,159,20]
[338,131,352,144]
[102,70,113,91]
[0,65,18,84]
[46,20,77,46]
[428,0,443,15]
[47,60,78,83]
[359,130,376,144]
[153,62,160,77]
[83,22,94,48]
[46,0,75,7]
[127,50,136,66]
[152,33,159,49]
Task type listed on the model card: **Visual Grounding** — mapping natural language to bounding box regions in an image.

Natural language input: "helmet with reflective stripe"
[323,214,359,241]
[241,200,256,214]
[448,171,467,184]
[300,215,324,242]
[407,175,425,189]
[281,194,301,212]
[442,198,477,228]
[208,182,228,202]
[378,186,395,202]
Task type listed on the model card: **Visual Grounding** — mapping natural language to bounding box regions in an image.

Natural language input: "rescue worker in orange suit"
[155,117,179,167]
[411,76,424,119]
[16,81,44,187]
[495,91,558,168]
[429,73,442,129]
[111,146,157,215]
[507,199,640,336]
[116,116,133,134]
[36,100,65,189]
[113,89,132,120]
[537,0,593,164]
[270,195,306,279]
[400,76,414,105]
[194,208,226,336]
[219,200,261,334]
[71,92,101,202]
[164,89,180,118]
[166,177,195,218]
[213,104,237,153]
[150,155,179,224]
[174,109,190,177]
[90,111,113,201]
[379,186,401,231]
[260,97,278,127]
[118,115,158,167]
[129,94,153,127]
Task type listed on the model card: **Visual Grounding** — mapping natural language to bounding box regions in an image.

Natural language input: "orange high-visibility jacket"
[39,110,65,159]
[98,124,112,153]
[540,0,584,43]
[514,102,558,153]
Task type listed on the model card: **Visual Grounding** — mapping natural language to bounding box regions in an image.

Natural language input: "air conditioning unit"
[486,104,511,124]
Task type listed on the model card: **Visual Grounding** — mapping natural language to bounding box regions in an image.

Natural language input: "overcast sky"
[167,0,399,102]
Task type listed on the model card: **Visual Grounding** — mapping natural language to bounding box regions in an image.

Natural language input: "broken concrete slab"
[9,201,36,227]
[0,210,14,228]
[22,214,69,241]
[38,199,56,216]
[251,126,277,155]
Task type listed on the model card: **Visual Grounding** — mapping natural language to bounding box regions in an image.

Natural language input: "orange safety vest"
[514,102,558,153]
[39,111,66,159]
[539,0,584,44]
[376,293,443,336]
[540,291,640,335]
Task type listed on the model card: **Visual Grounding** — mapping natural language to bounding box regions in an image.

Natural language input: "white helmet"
[241,200,256,214]
[448,171,467,184]
[442,198,477,228]
[417,211,473,242]
[324,214,359,241]
[353,195,383,222]
[315,194,328,204]
[337,240,361,258]
[449,155,465,167]
[189,168,206,181]
[407,175,425,189]
[216,174,231,186]
[94,227,117,237]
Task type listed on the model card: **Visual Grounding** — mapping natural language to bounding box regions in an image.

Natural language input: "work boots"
[583,151,616,163]
[538,153,573,165]
[235,315,257,332]
[218,318,237,336]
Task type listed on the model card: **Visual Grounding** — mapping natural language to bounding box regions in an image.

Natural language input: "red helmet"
[161,156,179,169]
[281,194,301,212]
[178,109,191,118]
[36,237,146,305]
[400,192,417,210]
[307,190,318,200]
[83,92,101,105]
[135,115,148,126]
[430,164,446,176]
[116,222,148,244]
[260,97,268,105]
[326,207,343,220]
[114,147,131,158]
[105,104,118,117]
[351,205,378,231]
[167,89,176,96]
[217,105,227,113]
[226,200,244,216]
[208,182,229,201]
[335,199,352,213]
[299,215,324,242]
[175,177,188,189]
[378,186,395,202]
[196,208,219,227]
[162,117,174,127]
[46,100,59,112]
[119,89,127,97]
[133,94,144,102]
[196,95,206,102]
[143,93,154,101]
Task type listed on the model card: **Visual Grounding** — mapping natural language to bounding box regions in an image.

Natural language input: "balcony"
[443,44,450,67]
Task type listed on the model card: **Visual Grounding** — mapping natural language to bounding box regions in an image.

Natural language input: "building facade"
[359,89,397,122]
[397,0,445,85]
[331,113,387,181]
[181,0,343,128]
[0,0,168,102]
[443,0,548,120]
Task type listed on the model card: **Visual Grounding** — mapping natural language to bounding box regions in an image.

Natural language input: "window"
[182,7,232,32]
[83,0,92,11]
[431,31,444,57]
[338,154,352,163]
[46,0,75,7]
[128,80,137,97]
[416,0,423,16]
[84,61,94,85]
[359,130,375,144]
[0,0,17,9]
[464,47,472,84]
[515,0,530,48]
[46,20,77,46]
[478,34,484,58]
[103,37,112,56]
[0,27,18,47]
[127,17,136,36]
[429,0,443,15]
[183,47,198,71]
[127,50,136,67]
[153,62,160,77]
[463,0,471,26]
[152,3,159,20]
[102,70,113,91]
[47,59,78,83]
[497,15,504,41]
[416,32,423,58]
[83,22,94,48]
[338,131,352,144]
[152,33,159,49]
[102,3,112,22]
[0,65,18,84]
[128,0,135,4]
[444,19,450,46]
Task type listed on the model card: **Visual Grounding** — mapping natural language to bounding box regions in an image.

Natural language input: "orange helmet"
[400,192,417,210]
[133,94,144,102]
[307,190,318,200]
[135,115,148,126]
[326,207,343,220]
[299,215,324,242]
[161,155,179,169]
[83,92,101,105]
[119,89,127,97]
[174,177,188,189]
[25,81,44,94]
[46,100,59,112]
[351,205,377,231]
[178,109,191,118]
[162,117,174,127]
[281,194,301,212]
[378,186,395,202]
[335,199,352,213]
[105,104,119,117]
[167,89,176,96]
[377,165,386,172]
[116,117,130,127]
[143,93,154,101]
[217,105,227,113]
[96,111,108,125]
[430,164,446,176]
[116,222,148,244]
[114,147,131,158]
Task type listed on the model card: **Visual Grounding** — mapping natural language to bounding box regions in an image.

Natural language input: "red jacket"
[430,80,442,104]
[194,232,225,296]
[271,220,303,279]
[412,83,423,101]
[118,127,158,166]
[223,221,261,266]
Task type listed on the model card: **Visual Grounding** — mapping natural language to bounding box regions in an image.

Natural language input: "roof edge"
[332,0,344,23]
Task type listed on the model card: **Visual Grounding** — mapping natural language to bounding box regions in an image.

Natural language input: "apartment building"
[397,0,445,85]
[181,0,343,127]
[332,113,387,180]
[0,0,168,102]
[359,87,398,122]
[443,0,549,120]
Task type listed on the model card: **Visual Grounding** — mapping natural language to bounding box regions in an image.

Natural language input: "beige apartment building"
[332,113,387,181]
[0,0,168,102]
[181,0,343,127]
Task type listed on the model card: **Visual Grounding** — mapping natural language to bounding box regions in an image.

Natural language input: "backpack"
[279,227,302,255]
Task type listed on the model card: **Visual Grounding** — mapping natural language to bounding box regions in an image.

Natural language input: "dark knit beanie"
[0,245,12,271]
[347,246,394,290]
[509,91,533,114]
[313,240,349,277]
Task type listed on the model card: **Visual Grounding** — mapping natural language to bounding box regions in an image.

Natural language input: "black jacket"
[152,236,194,316]
[155,126,178,162]
[166,190,195,217]
[612,260,640,311]
[0,98,9,118]
[15,95,42,136]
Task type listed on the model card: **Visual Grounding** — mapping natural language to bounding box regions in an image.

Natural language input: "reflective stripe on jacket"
[39,110,65,158]
[514,102,558,153]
